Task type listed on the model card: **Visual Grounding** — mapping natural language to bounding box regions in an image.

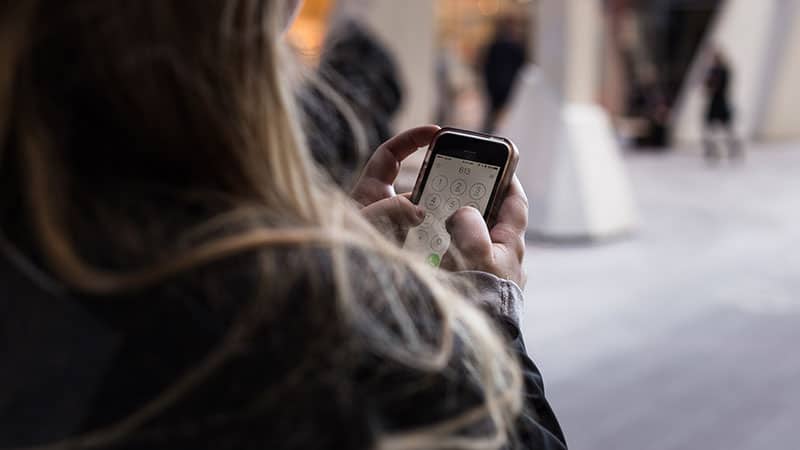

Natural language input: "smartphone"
[403,127,519,267]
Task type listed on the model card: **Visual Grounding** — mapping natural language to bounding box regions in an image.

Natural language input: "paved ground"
[521,143,800,450]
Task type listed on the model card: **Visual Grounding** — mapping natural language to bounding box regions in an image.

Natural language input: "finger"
[361,195,425,232]
[445,207,493,267]
[351,177,395,207]
[490,176,528,258]
[358,125,440,187]
[491,176,528,239]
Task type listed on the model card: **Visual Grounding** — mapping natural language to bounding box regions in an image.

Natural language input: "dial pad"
[404,154,501,267]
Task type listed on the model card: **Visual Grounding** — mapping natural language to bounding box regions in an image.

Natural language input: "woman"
[481,14,527,134]
[0,1,565,449]
[703,50,741,160]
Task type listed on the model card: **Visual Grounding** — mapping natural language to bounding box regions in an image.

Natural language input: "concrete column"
[538,0,603,103]
[673,0,800,143]
[761,5,800,140]
[500,0,637,240]
[332,0,435,192]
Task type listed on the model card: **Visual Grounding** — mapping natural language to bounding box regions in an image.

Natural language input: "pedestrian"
[0,1,565,449]
[481,15,528,134]
[704,50,742,161]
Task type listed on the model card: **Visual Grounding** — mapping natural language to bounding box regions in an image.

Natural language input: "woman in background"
[481,14,527,134]
[0,1,565,449]
[703,50,742,161]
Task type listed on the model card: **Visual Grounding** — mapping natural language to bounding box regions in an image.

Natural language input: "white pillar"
[761,5,800,139]
[673,0,800,143]
[500,0,637,241]
[335,0,435,132]
[333,0,436,192]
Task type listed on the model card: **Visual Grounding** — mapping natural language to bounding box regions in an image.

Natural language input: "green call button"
[427,253,441,267]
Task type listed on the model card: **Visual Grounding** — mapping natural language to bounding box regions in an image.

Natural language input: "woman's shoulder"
[0,243,120,447]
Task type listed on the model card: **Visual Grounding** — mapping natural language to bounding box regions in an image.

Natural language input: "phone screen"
[404,153,502,267]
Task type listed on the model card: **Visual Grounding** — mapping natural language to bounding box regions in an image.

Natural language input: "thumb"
[444,207,493,269]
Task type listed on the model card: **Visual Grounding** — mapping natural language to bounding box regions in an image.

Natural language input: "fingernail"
[416,207,426,223]
[444,215,454,232]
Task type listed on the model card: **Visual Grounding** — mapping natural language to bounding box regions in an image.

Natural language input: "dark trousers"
[704,119,742,160]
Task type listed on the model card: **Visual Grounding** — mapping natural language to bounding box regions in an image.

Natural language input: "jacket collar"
[0,240,119,447]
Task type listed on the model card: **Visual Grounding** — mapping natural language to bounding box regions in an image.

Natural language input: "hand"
[352,125,440,240]
[443,176,528,288]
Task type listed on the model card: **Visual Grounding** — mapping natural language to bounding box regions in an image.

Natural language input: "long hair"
[0,1,522,448]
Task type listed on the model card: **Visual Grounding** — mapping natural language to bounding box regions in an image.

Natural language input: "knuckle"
[395,194,413,208]
[464,244,495,267]
[388,197,409,221]
[507,197,528,229]
[516,183,529,207]
[492,227,525,260]
[389,195,403,208]
[492,224,520,243]
[465,241,493,259]
[509,193,529,216]
[514,236,526,260]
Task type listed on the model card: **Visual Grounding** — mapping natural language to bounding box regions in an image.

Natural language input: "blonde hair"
[0,1,522,449]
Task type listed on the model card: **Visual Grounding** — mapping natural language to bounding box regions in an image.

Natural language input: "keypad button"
[466,202,480,211]
[445,197,461,213]
[450,179,467,196]
[469,183,487,200]
[415,229,429,246]
[431,234,448,253]
[431,175,448,192]
[425,194,442,210]
[427,253,441,267]
[429,216,446,234]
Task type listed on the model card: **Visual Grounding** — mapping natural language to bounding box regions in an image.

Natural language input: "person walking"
[481,15,527,134]
[704,50,742,161]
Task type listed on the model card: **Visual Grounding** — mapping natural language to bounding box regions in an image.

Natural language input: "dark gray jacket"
[0,241,566,449]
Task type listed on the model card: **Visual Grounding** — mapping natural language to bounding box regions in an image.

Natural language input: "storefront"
[287,0,534,129]
[287,0,335,60]
[289,0,532,64]
[436,0,532,66]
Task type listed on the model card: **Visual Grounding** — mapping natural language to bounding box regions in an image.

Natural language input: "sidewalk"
[522,143,800,450]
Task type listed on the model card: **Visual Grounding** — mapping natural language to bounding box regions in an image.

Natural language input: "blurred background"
[290,1,800,449]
